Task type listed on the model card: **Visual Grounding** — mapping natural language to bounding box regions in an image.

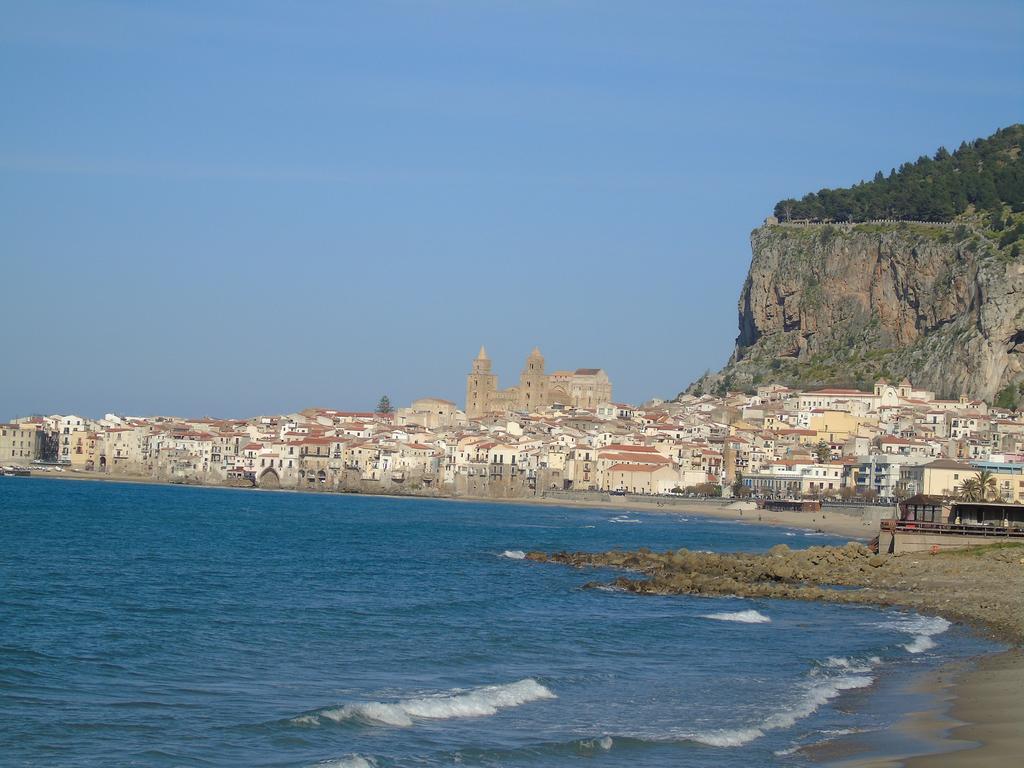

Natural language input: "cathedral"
[465,346,612,418]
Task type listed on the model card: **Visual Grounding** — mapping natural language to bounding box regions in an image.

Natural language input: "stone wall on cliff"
[689,221,1024,400]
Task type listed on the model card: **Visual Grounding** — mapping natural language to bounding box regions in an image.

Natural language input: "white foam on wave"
[904,635,937,654]
[688,727,766,747]
[761,674,873,731]
[773,744,803,756]
[578,735,614,751]
[880,615,951,654]
[663,659,878,748]
[702,610,771,624]
[501,550,526,560]
[773,727,869,757]
[609,516,641,524]
[311,756,376,768]
[822,656,881,674]
[293,678,555,728]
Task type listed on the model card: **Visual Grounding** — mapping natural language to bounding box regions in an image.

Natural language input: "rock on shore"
[526,543,1024,643]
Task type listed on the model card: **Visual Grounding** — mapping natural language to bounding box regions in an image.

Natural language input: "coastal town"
[4,346,1024,509]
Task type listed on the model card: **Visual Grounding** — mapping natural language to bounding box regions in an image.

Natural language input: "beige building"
[900,458,976,497]
[604,463,679,495]
[808,409,864,443]
[69,431,99,470]
[465,346,612,418]
[0,423,44,462]
[396,397,465,429]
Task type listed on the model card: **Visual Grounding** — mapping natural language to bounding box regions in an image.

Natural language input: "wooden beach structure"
[878,496,1024,553]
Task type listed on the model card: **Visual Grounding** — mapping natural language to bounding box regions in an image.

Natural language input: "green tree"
[731,471,746,498]
[695,482,722,498]
[376,395,393,416]
[957,472,996,502]
[995,384,1020,411]
[815,440,831,463]
[975,470,997,501]
[958,477,981,502]
[772,124,1023,223]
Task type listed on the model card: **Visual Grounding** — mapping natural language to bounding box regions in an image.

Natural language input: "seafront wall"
[880,528,1024,554]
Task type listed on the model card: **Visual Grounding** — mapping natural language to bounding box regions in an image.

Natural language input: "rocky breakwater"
[526,543,1024,643]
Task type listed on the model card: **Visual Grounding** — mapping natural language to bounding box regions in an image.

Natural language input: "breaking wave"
[291,679,555,728]
[904,635,937,654]
[682,669,875,747]
[577,736,614,752]
[605,656,883,749]
[880,615,951,654]
[702,610,771,624]
[501,550,526,560]
[310,756,376,768]
[822,655,881,674]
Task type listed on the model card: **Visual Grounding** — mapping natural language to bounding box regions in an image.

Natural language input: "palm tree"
[975,470,997,501]
[958,477,981,502]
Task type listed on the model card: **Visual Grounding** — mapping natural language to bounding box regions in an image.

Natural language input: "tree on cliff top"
[774,124,1024,223]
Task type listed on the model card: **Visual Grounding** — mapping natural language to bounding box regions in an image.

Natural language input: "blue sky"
[2,1,1021,418]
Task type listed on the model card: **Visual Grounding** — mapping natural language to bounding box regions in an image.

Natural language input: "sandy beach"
[830,648,1024,767]
[905,648,1024,767]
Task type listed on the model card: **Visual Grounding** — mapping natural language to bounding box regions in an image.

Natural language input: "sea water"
[0,479,997,766]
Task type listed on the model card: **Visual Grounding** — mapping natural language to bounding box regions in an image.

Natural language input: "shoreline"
[905,647,1024,766]
[9,470,874,539]
[826,647,1024,767]
[525,541,1023,767]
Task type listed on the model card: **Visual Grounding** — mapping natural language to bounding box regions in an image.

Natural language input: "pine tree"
[376,395,393,415]
[771,125,1022,223]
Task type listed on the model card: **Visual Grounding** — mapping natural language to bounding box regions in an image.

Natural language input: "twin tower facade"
[465,346,612,418]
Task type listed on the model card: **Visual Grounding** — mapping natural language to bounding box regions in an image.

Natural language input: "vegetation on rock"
[774,124,1023,223]
[688,126,1024,402]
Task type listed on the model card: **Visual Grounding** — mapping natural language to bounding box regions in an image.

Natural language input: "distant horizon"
[3,2,1021,417]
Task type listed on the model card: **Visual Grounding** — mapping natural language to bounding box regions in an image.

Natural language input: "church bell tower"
[517,347,548,412]
[466,346,497,419]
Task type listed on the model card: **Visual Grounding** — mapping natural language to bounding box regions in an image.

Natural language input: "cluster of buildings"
[3,348,1023,505]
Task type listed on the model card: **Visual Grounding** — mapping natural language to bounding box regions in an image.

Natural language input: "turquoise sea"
[0,479,998,767]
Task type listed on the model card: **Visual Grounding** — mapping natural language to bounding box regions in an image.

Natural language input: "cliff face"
[691,222,1024,399]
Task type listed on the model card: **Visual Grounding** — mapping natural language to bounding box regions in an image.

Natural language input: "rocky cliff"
[689,219,1024,400]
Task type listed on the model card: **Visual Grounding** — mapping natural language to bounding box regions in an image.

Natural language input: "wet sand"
[905,648,1024,766]
[828,648,1024,767]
